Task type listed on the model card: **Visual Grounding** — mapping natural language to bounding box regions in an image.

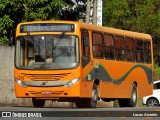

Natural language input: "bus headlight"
[65,78,80,88]
[15,79,27,88]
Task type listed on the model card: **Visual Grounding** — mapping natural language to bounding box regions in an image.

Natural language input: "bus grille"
[21,73,71,81]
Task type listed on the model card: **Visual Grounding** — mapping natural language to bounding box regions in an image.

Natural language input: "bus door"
[81,29,94,97]
[81,30,90,68]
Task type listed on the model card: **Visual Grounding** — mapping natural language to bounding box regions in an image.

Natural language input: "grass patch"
[136,98,143,107]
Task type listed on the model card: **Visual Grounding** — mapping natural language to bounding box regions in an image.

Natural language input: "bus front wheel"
[118,84,137,107]
[32,98,45,108]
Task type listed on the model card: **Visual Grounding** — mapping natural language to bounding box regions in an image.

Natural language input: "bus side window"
[104,34,114,59]
[92,32,103,58]
[135,39,144,62]
[115,36,125,61]
[125,37,135,62]
[144,41,151,63]
[81,29,90,67]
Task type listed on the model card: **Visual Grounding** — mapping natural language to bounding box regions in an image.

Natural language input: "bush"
[153,65,160,80]
[0,36,8,45]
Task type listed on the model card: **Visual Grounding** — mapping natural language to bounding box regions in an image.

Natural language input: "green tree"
[0,0,64,45]
[103,0,160,64]
[0,0,14,44]
[103,0,130,29]
[22,0,64,21]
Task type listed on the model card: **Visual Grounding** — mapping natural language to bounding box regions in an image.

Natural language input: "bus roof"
[77,22,152,41]
[18,20,152,40]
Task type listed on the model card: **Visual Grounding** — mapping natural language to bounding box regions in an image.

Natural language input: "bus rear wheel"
[32,98,45,108]
[76,84,98,108]
[118,84,137,107]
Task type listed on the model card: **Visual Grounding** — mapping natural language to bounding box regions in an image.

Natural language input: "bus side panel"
[99,82,153,99]
[99,65,153,98]
[137,82,153,98]
[99,82,132,98]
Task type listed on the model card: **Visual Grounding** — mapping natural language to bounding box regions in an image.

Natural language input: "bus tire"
[118,84,137,107]
[32,98,45,108]
[76,83,98,108]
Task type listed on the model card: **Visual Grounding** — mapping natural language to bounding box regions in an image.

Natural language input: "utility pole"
[96,0,103,26]
[85,0,103,26]
[92,0,97,25]
[85,0,91,23]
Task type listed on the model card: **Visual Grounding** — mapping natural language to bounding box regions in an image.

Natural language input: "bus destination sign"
[20,24,75,33]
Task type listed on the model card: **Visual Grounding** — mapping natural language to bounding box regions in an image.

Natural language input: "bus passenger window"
[92,32,103,58]
[93,45,103,57]
[144,41,151,63]
[115,36,125,61]
[125,37,135,62]
[135,39,144,62]
[104,34,114,59]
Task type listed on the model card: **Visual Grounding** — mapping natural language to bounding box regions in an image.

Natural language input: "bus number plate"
[41,90,52,95]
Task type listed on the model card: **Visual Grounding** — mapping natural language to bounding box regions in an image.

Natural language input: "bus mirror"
[9,29,16,46]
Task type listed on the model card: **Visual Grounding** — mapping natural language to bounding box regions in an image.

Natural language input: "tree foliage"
[103,0,160,64]
[60,0,86,21]
[0,0,64,45]
[0,0,87,45]
[22,0,64,21]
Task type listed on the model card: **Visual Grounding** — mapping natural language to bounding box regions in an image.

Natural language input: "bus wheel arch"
[89,82,99,107]
[93,79,100,86]
[132,81,137,87]
[92,79,100,100]
[86,79,100,107]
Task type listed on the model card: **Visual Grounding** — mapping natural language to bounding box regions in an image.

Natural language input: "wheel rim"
[132,89,137,104]
[148,99,158,107]
[92,85,98,103]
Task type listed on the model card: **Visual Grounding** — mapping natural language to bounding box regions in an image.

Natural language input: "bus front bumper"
[14,79,80,98]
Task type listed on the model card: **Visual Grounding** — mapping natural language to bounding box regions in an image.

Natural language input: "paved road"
[0,106,160,120]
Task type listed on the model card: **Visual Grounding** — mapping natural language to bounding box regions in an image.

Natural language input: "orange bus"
[10,20,153,108]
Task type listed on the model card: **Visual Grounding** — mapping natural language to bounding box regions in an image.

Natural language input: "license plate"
[41,90,52,95]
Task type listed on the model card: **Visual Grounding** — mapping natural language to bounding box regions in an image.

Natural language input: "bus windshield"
[15,35,79,70]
